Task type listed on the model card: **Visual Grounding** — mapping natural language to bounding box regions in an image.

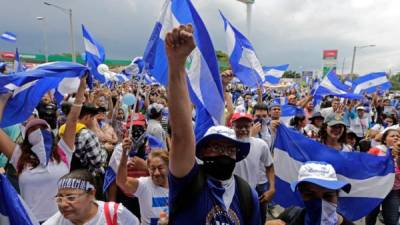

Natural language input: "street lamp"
[43,1,76,62]
[350,44,375,76]
[36,16,48,62]
[237,0,254,36]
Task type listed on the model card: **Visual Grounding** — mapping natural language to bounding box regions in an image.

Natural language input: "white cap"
[290,161,351,193]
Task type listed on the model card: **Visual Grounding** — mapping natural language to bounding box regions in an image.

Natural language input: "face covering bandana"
[304,199,338,225]
[203,156,236,181]
[28,129,54,166]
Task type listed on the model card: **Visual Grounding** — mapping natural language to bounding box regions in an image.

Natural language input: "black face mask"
[203,156,236,180]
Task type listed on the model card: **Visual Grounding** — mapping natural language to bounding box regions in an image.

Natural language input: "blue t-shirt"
[168,163,261,225]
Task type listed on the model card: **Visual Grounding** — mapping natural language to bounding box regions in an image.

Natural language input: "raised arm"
[0,93,16,159]
[166,24,196,178]
[62,75,87,150]
[116,137,139,194]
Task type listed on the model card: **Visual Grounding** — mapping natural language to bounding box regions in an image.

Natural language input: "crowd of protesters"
[0,25,400,225]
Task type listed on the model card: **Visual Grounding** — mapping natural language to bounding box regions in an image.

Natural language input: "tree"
[283,70,301,79]
[389,72,400,90]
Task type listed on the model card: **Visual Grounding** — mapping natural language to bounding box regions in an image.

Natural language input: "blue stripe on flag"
[1,32,17,43]
[273,125,395,220]
[314,69,362,99]
[352,72,391,94]
[82,25,106,84]
[152,197,168,207]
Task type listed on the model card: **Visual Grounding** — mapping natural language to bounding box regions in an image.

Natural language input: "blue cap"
[196,126,250,162]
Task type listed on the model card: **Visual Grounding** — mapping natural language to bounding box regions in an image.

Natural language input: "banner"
[322,50,338,78]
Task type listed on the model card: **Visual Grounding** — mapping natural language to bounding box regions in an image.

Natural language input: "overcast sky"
[1,0,399,75]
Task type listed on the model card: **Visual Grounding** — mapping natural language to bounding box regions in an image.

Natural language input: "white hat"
[290,161,351,193]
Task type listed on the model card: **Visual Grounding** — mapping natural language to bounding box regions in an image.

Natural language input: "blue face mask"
[304,199,338,225]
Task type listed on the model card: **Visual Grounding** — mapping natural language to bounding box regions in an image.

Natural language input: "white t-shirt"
[234,137,274,188]
[43,201,139,225]
[134,177,169,225]
[10,139,73,222]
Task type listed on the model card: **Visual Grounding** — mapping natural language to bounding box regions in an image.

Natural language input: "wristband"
[73,103,83,107]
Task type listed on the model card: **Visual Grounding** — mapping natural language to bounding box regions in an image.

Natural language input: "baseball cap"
[291,161,351,193]
[24,118,50,136]
[231,112,253,123]
[356,106,366,111]
[196,126,250,162]
[125,113,146,128]
[0,62,7,69]
[147,103,164,115]
[324,114,346,127]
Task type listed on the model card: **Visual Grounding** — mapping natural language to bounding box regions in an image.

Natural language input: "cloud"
[0,0,399,74]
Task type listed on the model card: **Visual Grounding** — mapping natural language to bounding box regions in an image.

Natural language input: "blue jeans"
[366,189,400,225]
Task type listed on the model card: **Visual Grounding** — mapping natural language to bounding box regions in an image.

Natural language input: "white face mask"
[28,129,53,166]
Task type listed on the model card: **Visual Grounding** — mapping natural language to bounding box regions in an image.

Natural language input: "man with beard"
[166,25,261,225]
[232,112,275,224]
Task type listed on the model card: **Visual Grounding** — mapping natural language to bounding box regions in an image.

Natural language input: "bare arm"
[297,95,313,108]
[116,137,140,194]
[62,75,87,150]
[0,93,16,159]
[166,25,196,178]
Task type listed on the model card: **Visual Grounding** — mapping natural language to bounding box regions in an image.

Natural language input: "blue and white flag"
[82,25,106,83]
[273,97,288,106]
[263,64,289,85]
[280,104,303,126]
[0,174,40,225]
[147,134,166,150]
[352,72,391,94]
[14,48,24,73]
[273,125,395,221]
[344,79,353,90]
[0,32,16,43]
[220,11,265,88]
[143,0,225,140]
[0,62,88,127]
[314,70,362,99]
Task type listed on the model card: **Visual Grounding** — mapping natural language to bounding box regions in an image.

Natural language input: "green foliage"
[389,72,400,90]
[216,50,230,71]
[283,70,301,79]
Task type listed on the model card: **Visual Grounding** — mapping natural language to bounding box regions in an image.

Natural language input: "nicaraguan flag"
[143,0,224,140]
[220,11,265,88]
[273,125,395,220]
[273,97,288,106]
[280,104,303,126]
[0,32,16,43]
[0,174,40,225]
[0,62,88,127]
[314,70,362,99]
[14,48,24,73]
[344,79,353,90]
[147,134,166,150]
[263,64,289,85]
[82,25,106,83]
[352,72,391,94]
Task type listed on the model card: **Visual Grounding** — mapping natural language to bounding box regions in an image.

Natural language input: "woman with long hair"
[0,75,87,223]
[319,117,352,152]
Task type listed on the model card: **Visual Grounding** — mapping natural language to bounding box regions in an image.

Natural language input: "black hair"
[319,123,347,144]
[290,115,306,127]
[253,103,268,114]
[381,129,399,146]
[148,107,162,120]
[61,102,72,116]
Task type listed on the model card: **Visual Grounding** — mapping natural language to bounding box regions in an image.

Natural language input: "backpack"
[169,166,254,225]
[104,202,119,225]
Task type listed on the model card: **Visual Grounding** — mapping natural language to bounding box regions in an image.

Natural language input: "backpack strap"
[104,202,119,225]
[169,166,206,223]
[234,175,253,225]
[279,206,304,223]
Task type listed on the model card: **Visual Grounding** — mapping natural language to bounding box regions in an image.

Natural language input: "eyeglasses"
[204,143,237,156]
[55,192,87,204]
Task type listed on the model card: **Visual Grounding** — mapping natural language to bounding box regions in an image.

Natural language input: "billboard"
[322,50,338,77]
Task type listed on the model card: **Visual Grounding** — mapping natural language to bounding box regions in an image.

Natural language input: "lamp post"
[36,16,48,62]
[43,2,76,62]
[237,0,254,36]
[350,44,375,76]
